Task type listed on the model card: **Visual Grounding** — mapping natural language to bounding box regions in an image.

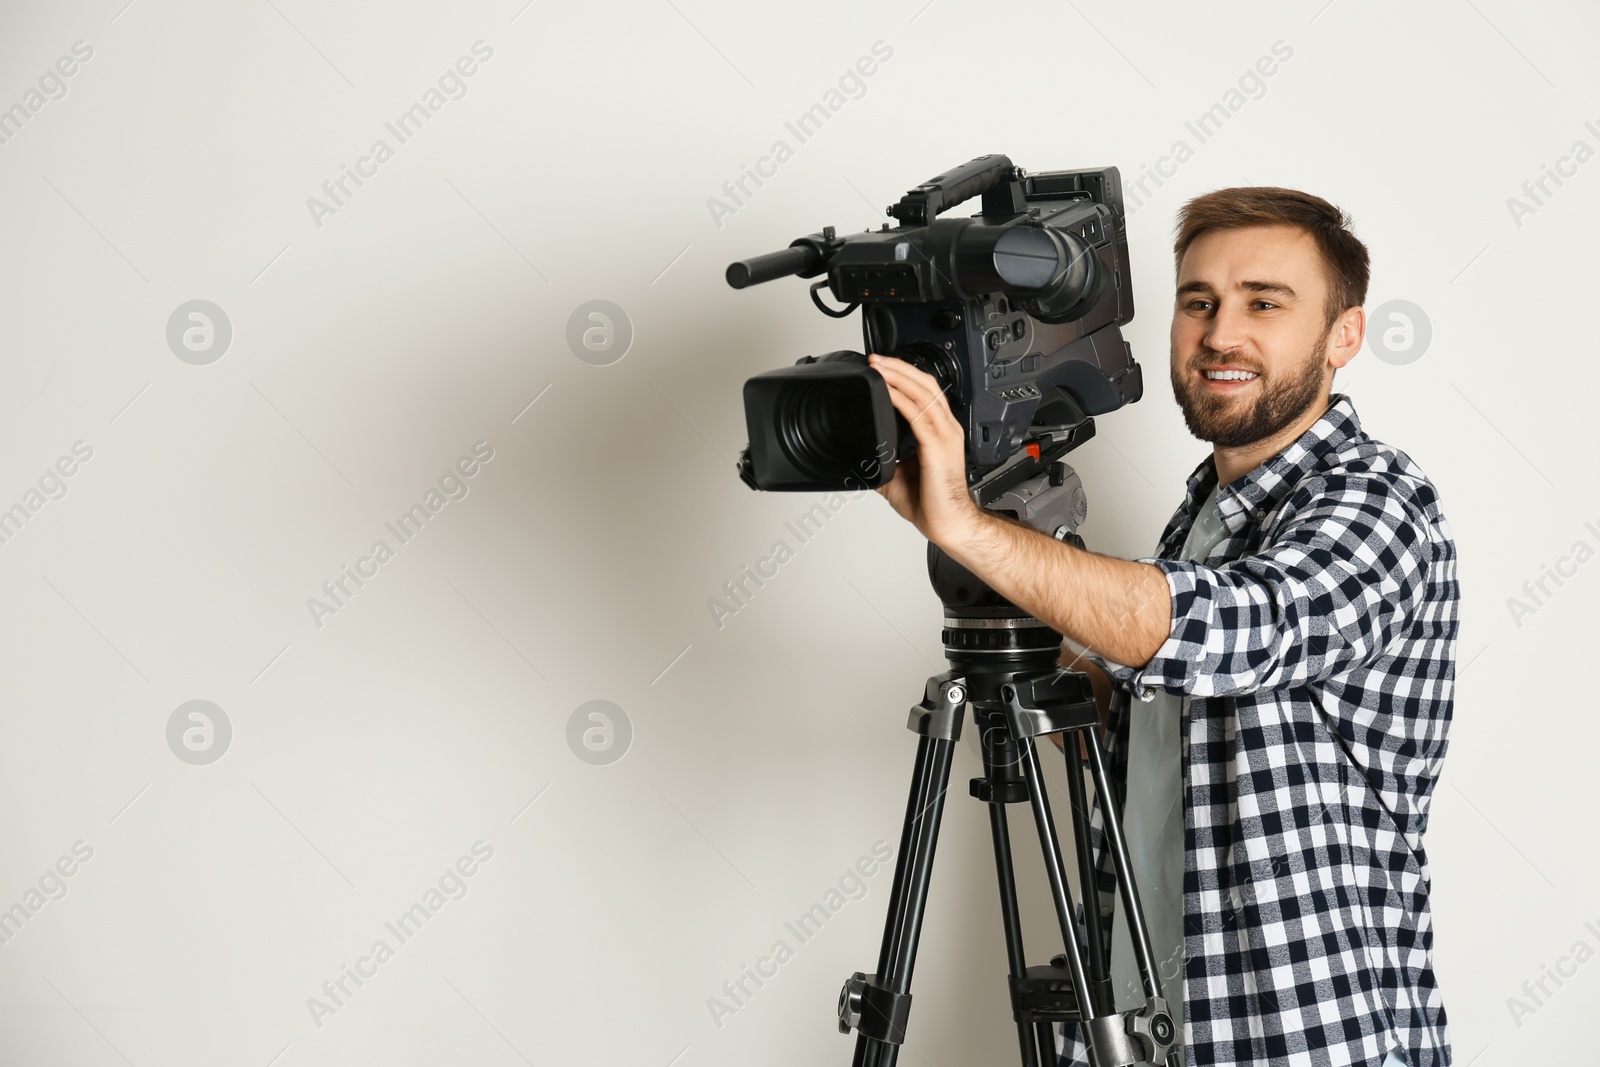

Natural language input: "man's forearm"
[940,510,1172,668]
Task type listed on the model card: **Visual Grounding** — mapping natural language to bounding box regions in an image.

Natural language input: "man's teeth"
[1204,369,1258,381]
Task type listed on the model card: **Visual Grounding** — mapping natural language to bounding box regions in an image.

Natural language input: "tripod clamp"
[908,672,968,741]
[996,672,1100,739]
[837,971,913,1043]
[1077,995,1178,1067]
[1124,997,1179,1064]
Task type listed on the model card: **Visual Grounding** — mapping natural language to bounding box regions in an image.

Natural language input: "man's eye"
[1186,300,1213,311]
[1252,300,1277,310]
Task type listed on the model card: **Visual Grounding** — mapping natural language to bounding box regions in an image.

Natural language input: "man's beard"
[1170,336,1327,448]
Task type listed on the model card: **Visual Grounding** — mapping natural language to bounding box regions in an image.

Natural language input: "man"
[868,187,1455,1067]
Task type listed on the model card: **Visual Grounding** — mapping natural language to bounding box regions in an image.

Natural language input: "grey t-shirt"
[1107,484,1227,1046]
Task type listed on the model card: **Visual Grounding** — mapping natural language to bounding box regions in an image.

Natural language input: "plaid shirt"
[1060,394,1457,1067]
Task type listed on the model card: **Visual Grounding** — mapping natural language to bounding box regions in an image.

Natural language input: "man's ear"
[1327,305,1365,371]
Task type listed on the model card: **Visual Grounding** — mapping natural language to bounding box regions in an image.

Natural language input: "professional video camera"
[729,153,1142,497]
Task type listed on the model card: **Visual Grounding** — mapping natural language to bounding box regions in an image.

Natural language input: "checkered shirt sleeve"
[1109,473,1433,700]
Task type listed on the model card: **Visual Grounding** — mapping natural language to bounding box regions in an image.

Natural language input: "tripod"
[834,447,1179,1067]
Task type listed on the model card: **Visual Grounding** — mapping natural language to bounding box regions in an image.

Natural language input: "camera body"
[731,154,1141,493]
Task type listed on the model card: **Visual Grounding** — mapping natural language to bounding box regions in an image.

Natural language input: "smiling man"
[868,187,1456,1067]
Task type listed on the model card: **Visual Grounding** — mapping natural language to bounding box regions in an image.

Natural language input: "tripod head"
[929,383,1095,621]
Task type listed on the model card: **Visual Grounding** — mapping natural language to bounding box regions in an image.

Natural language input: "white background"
[0,1,1595,1064]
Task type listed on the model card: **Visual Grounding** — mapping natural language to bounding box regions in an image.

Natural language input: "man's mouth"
[1198,365,1259,387]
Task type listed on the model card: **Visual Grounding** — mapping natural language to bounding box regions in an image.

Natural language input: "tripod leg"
[1014,738,1099,1027]
[978,720,1045,1067]
[853,732,956,1067]
[1081,733,1163,1005]
[1034,1021,1058,1067]
[1063,736,1115,1017]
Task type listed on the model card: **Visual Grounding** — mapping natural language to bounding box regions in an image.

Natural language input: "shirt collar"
[1175,393,1362,534]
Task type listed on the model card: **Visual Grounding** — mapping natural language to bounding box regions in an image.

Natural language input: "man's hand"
[868,353,983,548]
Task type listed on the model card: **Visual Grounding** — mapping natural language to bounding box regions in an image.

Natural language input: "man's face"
[1169,224,1338,448]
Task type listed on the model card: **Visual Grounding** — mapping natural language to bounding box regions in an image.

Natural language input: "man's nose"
[1205,301,1251,358]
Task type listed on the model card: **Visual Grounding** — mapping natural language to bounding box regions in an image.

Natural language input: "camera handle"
[887,153,1022,227]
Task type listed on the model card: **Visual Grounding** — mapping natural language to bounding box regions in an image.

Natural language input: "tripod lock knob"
[836,971,913,1043]
[1126,996,1179,1063]
[837,972,865,1033]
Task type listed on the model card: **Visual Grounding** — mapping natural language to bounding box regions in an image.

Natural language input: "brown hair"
[1173,187,1369,330]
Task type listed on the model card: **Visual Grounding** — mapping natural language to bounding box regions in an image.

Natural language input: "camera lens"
[778,379,878,475]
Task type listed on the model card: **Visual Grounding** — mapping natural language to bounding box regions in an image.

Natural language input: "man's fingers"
[873,359,960,438]
[878,378,925,429]
[879,379,943,441]
[873,358,940,408]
